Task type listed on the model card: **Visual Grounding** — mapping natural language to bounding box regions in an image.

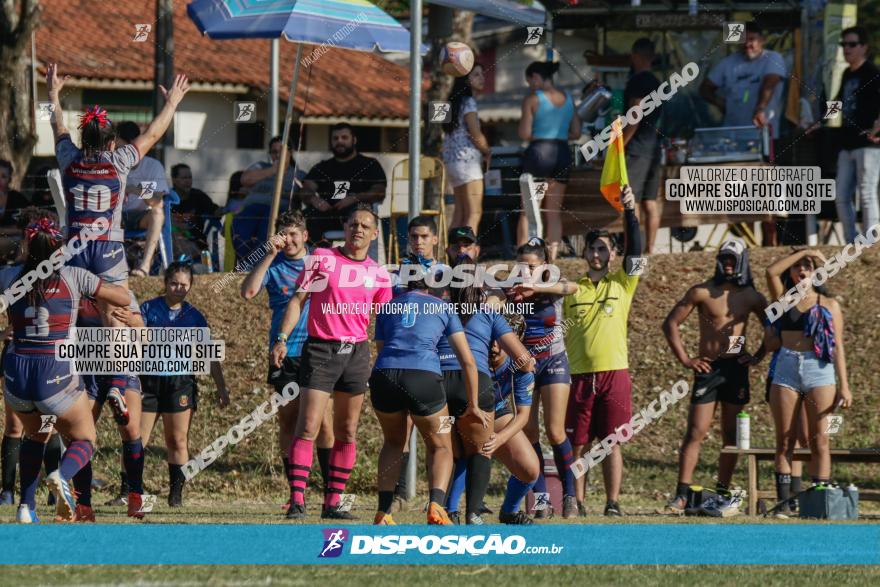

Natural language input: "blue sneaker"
[0,490,14,505]
[16,504,39,524]
[46,471,76,522]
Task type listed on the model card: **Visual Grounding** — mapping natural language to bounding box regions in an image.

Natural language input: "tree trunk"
[0,0,41,188]
[422,9,474,211]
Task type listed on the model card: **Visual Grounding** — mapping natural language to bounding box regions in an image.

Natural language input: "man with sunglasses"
[700,22,786,246]
[832,26,880,244]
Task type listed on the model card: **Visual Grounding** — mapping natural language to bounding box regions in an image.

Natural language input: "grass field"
[1,247,879,581]
[63,245,880,510]
[2,565,880,587]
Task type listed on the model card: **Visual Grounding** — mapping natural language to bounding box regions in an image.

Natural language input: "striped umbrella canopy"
[187,0,426,235]
[187,0,425,53]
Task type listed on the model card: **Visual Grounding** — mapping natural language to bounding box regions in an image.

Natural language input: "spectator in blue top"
[518,61,581,261]
[139,262,231,507]
[240,210,333,510]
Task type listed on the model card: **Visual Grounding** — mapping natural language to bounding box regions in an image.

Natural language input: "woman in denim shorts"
[765,249,852,516]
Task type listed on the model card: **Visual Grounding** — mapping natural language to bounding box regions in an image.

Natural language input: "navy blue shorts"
[67,240,128,284]
[534,352,571,387]
[522,140,572,183]
[3,352,84,416]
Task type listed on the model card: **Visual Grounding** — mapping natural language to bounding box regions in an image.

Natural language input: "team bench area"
[721,447,880,516]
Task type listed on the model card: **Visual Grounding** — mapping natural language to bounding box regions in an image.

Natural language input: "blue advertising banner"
[1,524,877,565]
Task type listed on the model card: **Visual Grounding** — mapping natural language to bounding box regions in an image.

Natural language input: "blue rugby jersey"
[523,294,566,357]
[140,297,208,329]
[140,297,209,377]
[262,253,309,357]
[440,310,512,375]
[491,356,535,413]
[0,265,101,355]
[55,135,140,242]
[374,290,462,376]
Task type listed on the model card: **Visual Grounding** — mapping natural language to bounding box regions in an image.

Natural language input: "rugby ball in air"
[440,42,475,77]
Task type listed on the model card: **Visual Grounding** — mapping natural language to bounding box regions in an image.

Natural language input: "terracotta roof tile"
[36,0,422,119]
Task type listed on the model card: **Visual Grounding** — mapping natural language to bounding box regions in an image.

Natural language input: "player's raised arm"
[620,185,642,274]
[240,232,287,300]
[46,64,70,141]
[131,74,191,159]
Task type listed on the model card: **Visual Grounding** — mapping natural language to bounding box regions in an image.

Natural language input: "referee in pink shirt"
[272,206,392,520]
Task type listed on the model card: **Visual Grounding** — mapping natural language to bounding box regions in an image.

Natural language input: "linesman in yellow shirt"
[563,185,641,517]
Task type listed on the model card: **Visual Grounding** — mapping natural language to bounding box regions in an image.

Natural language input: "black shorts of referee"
[267,356,302,395]
[369,369,446,417]
[300,337,370,394]
[442,369,495,418]
[141,375,197,414]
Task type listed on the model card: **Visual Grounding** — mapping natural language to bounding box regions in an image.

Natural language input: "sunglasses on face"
[840,41,862,48]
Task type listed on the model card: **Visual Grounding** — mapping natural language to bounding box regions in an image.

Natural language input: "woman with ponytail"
[442,62,491,232]
[0,217,131,523]
[508,237,579,518]
[517,61,581,261]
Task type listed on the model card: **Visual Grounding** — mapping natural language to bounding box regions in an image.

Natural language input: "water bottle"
[201,250,213,273]
[736,411,750,449]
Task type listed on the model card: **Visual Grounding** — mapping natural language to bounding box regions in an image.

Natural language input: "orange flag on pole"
[599,117,628,212]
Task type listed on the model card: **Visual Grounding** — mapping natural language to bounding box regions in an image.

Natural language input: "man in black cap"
[660,238,769,515]
[446,226,480,264]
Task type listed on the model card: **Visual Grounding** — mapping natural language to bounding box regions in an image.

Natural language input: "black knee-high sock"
[776,473,791,508]
[676,482,690,499]
[378,490,395,514]
[168,463,185,495]
[395,451,410,497]
[1,436,21,493]
[317,447,332,491]
[43,433,62,475]
[122,439,144,494]
[73,462,92,507]
[465,454,492,517]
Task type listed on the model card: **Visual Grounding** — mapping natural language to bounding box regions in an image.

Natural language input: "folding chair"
[387,157,447,264]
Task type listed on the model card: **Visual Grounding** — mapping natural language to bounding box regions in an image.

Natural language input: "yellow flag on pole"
[599,117,628,212]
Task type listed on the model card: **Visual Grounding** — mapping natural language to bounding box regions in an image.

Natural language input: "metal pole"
[267,44,303,236]
[408,0,423,220]
[545,10,554,62]
[162,0,175,155]
[153,0,166,164]
[404,3,424,497]
[269,39,280,137]
[405,428,417,500]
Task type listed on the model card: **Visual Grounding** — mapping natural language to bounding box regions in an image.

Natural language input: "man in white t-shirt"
[116,121,169,276]
[700,22,786,246]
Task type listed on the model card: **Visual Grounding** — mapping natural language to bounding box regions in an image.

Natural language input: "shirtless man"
[660,239,768,515]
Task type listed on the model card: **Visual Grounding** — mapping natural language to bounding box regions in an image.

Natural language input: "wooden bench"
[720,446,880,516]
